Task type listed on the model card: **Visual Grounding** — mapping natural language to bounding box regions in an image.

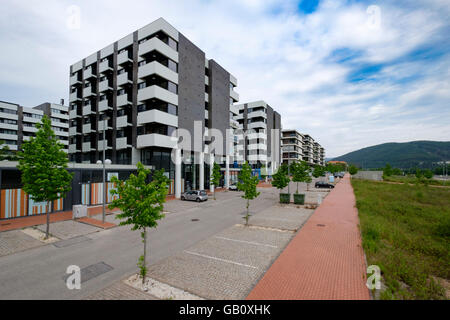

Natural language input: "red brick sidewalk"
[247,174,370,300]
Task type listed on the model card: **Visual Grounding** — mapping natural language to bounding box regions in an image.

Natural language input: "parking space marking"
[184,250,258,269]
[214,236,277,248]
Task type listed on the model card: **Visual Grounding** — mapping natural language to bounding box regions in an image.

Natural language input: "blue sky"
[0,0,449,157]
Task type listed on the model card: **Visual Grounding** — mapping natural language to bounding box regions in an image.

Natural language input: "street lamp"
[97,117,111,223]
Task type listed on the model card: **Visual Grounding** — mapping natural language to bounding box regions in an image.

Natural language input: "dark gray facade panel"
[274,111,282,163]
[178,33,205,153]
[112,42,118,163]
[208,59,229,154]
[131,31,138,148]
[266,105,274,158]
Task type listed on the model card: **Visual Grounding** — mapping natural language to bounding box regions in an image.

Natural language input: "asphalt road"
[0,189,277,299]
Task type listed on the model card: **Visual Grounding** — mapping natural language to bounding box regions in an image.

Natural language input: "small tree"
[237,162,260,226]
[312,165,324,178]
[109,162,169,285]
[291,161,311,193]
[383,163,393,177]
[18,116,73,239]
[272,164,290,194]
[348,164,358,175]
[423,169,433,179]
[415,168,423,179]
[210,162,221,200]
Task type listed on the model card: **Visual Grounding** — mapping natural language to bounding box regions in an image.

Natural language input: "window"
[118,68,125,75]
[138,82,146,90]
[138,60,146,67]
[0,129,16,135]
[117,89,126,96]
[0,108,18,115]
[100,95,107,101]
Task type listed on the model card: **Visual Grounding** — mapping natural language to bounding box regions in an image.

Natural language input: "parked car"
[181,190,208,202]
[315,181,335,189]
[334,172,345,178]
[229,184,238,191]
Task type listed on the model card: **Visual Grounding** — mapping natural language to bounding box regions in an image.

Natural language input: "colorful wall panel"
[0,189,28,219]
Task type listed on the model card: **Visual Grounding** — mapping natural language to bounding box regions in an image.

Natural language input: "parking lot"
[141,182,330,300]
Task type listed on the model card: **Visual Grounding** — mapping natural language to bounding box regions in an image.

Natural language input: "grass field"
[352,179,450,299]
[383,174,450,187]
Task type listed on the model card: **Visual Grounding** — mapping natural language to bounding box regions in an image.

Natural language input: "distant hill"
[332,141,450,169]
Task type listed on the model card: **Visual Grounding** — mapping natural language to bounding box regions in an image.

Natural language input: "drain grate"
[191,218,199,222]
[63,262,113,284]
[317,224,326,227]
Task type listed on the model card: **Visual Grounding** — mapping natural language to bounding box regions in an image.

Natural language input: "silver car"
[181,190,208,202]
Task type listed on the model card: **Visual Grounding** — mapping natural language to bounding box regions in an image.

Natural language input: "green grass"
[352,179,450,299]
[383,174,450,187]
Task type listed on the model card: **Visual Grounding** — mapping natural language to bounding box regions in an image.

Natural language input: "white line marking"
[184,251,258,269]
[214,236,277,248]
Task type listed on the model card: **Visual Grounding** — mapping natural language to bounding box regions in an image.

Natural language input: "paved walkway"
[247,174,370,300]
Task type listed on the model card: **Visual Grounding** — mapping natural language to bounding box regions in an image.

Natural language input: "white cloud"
[0,0,448,158]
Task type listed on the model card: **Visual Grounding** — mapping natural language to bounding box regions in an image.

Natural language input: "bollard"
[317,194,322,205]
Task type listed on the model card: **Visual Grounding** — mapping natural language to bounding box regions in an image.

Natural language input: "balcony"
[98,140,111,151]
[98,120,112,132]
[99,80,112,92]
[117,50,132,65]
[247,121,267,130]
[136,133,178,149]
[82,105,95,116]
[138,61,178,84]
[247,110,266,119]
[116,115,131,128]
[70,74,82,86]
[82,142,93,152]
[138,37,178,63]
[117,94,131,108]
[204,92,209,102]
[69,91,81,102]
[84,67,96,79]
[83,86,95,97]
[82,123,95,134]
[117,72,132,87]
[99,60,113,73]
[68,144,79,153]
[137,85,178,106]
[69,126,80,135]
[116,137,130,150]
[98,99,112,112]
[230,88,239,102]
[69,109,80,118]
[137,109,178,127]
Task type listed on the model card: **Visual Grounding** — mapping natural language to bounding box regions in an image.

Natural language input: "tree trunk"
[246,198,250,226]
[143,228,147,286]
[45,201,50,240]
[214,189,216,200]
[296,182,299,194]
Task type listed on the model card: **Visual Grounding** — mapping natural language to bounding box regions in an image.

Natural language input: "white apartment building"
[0,101,69,153]
[282,129,325,166]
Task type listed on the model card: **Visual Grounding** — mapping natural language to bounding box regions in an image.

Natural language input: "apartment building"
[282,129,325,166]
[233,101,282,175]
[68,18,239,197]
[0,100,69,153]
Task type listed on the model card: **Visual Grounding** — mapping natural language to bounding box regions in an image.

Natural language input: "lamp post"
[96,117,111,223]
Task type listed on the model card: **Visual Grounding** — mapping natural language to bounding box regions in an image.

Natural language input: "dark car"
[181,190,208,202]
[315,181,335,189]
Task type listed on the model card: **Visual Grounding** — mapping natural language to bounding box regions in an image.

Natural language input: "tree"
[272,163,290,194]
[291,161,312,193]
[383,163,393,177]
[210,162,221,200]
[237,162,260,226]
[312,165,324,178]
[415,168,423,179]
[348,164,358,175]
[109,162,169,285]
[18,116,73,239]
[392,168,403,176]
[423,169,433,179]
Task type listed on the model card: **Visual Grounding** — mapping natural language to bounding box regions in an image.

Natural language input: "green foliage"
[423,169,433,179]
[260,164,267,180]
[312,165,325,178]
[17,115,73,239]
[415,169,423,179]
[383,163,392,177]
[0,143,19,161]
[392,168,403,176]
[352,179,450,299]
[348,164,358,175]
[279,193,290,204]
[137,254,147,280]
[271,163,290,194]
[109,162,169,284]
[210,162,221,200]
[326,163,346,174]
[237,162,260,226]
[291,161,311,193]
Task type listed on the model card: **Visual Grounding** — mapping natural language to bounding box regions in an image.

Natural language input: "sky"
[0,0,449,158]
